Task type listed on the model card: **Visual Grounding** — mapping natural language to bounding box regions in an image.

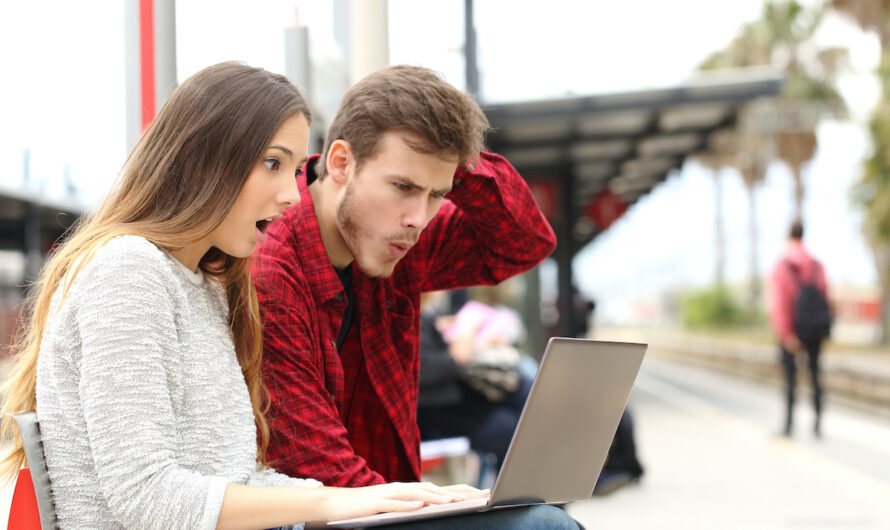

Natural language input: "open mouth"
[387,241,412,259]
[256,218,272,234]
[255,215,280,242]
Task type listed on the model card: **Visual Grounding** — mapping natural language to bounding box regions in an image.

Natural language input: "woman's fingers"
[331,481,491,521]
[376,482,466,504]
[400,482,465,504]
[375,499,425,513]
[442,483,489,498]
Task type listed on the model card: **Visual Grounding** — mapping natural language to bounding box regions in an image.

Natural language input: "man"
[769,220,831,437]
[252,66,556,486]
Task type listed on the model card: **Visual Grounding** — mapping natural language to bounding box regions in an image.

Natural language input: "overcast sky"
[0,0,881,312]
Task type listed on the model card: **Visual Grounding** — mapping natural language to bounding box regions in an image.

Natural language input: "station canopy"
[481,68,783,250]
[0,185,82,252]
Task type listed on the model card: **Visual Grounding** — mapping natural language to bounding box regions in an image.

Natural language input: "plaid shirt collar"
[290,155,346,306]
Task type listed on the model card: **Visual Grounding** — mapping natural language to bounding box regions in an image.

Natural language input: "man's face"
[335,131,458,278]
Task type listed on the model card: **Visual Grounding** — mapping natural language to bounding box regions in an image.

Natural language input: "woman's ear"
[326,140,352,185]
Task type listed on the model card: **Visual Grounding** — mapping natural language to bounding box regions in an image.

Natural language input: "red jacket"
[769,242,829,343]
[252,151,556,486]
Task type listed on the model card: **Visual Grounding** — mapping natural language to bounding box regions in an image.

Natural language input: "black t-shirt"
[335,264,355,351]
[308,157,355,351]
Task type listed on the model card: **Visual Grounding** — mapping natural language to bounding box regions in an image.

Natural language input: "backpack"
[786,260,832,344]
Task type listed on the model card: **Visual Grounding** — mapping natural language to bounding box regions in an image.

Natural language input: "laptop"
[327,338,647,528]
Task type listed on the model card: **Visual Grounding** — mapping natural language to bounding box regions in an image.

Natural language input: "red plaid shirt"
[252,151,556,487]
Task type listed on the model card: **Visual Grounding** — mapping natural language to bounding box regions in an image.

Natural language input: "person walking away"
[769,220,832,438]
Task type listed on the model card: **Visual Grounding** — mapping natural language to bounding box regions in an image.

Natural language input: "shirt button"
[334,292,343,301]
[331,340,337,349]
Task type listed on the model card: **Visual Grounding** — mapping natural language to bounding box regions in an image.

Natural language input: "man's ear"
[326,139,352,185]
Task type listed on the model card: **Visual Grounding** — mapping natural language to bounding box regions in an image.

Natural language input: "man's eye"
[430,192,445,200]
[395,183,411,191]
[264,158,280,171]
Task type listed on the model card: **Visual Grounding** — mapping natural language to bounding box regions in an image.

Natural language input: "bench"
[7,412,56,529]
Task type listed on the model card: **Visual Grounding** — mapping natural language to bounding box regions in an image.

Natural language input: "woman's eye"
[264,158,280,171]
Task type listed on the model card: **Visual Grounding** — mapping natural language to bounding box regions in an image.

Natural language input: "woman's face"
[209,113,309,259]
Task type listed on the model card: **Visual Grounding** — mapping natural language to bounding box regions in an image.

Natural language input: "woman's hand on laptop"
[442,483,490,499]
[317,481,471,521]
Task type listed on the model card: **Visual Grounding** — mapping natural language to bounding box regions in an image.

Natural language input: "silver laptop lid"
[489,338,646,506]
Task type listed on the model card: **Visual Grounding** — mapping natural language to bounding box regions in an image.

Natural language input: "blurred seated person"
[417,291,532,474]
[593,409,644,495]
[418,291,644,495]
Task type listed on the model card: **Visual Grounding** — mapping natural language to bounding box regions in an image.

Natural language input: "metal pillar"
[285,13,325,155]
[557,171,575,337]
[124,0,177,151]
[153,0,178,112]
[522,265,545,360]
[21,149,40,290]
[24,204,41,289]
[464,0,479,99]
[349,0,388,84]
[333,0,350,64]
[124,1,141,150]
[284,13,312,98]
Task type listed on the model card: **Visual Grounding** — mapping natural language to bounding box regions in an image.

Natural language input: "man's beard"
[335,180,416,278]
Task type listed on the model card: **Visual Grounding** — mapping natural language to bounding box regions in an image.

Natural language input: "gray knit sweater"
[35,236,320,529]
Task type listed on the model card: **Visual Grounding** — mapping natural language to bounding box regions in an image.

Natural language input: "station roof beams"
[0,185,83,252]
[482,68,783,249]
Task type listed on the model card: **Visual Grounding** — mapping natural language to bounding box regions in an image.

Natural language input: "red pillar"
[139,0,155,131]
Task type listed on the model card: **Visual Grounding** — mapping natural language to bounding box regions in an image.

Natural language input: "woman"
[0,62,576,530]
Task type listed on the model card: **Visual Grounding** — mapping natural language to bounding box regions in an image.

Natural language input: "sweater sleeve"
[74,245,228,530]
[247,466,322,488]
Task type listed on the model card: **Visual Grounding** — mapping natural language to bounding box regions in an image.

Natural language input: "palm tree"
[695,154,728,287]
[855,89,890,342]
[695,129,747,290]
[698,0,846,308]
[743,1,846,220]
[738,131,774,307]
[831,0,890,46]
[832,0,890,342]
[699,21,773,308]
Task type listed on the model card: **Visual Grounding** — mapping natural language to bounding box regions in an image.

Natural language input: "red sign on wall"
[586,189,627,231]
[528,180,557,221]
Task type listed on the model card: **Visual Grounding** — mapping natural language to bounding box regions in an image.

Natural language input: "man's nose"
[402,197,429,229]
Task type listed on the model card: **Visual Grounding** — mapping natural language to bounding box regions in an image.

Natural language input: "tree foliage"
[833,0,890,342]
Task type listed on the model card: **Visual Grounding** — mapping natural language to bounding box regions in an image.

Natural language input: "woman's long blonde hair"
[0,62,310,479]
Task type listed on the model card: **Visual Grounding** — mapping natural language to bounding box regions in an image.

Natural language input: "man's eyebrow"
[268,145,294,158]
[391,174,452,195]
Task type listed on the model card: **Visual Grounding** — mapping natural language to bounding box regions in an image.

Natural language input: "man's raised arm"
[416,151,556,291]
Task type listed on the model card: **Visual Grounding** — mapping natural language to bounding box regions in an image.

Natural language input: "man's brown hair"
[317,65,490,178]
